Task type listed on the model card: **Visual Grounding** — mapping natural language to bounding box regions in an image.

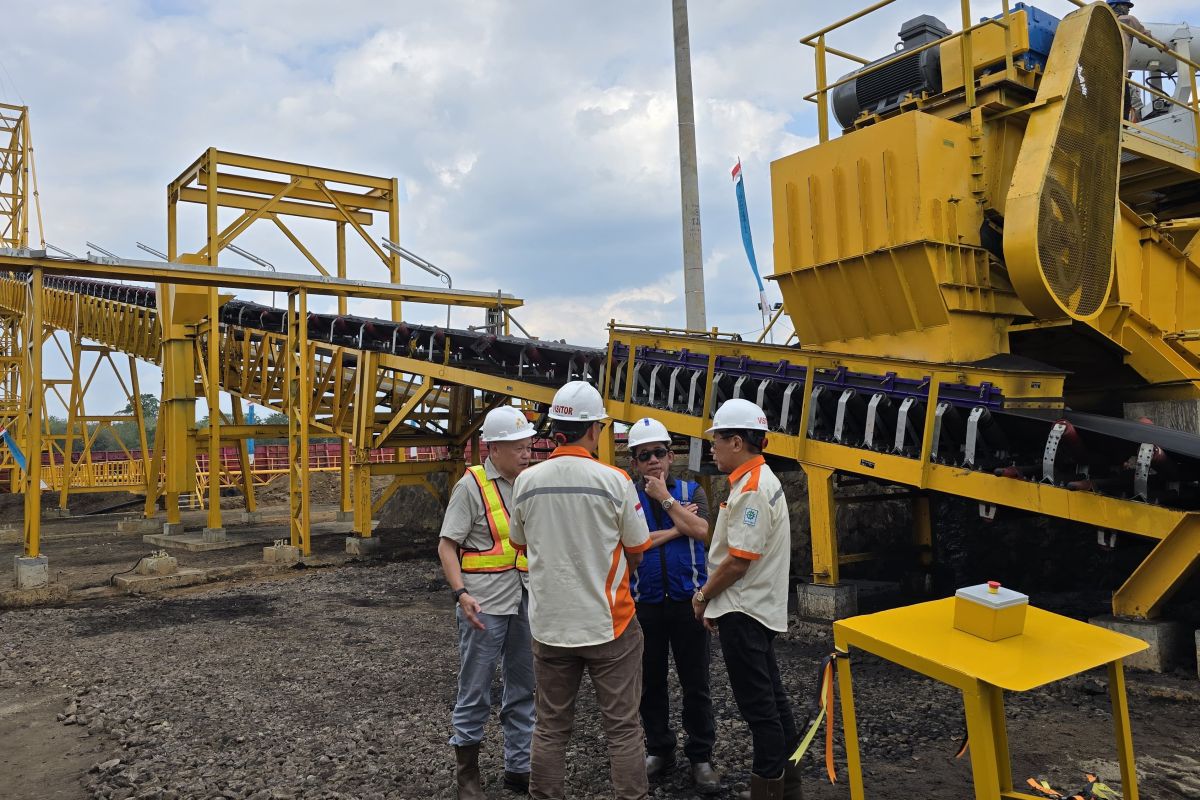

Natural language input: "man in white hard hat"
[626,417,720,793]
[438,404,538,798]
[508,381,653,800]
[691,399,800,800]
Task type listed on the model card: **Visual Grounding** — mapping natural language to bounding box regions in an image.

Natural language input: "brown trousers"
[530,620,648,800]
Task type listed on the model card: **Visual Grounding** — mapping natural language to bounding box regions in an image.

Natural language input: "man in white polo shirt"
[508,381,653,800]
[437,405,537,798]
[692,399,800,800]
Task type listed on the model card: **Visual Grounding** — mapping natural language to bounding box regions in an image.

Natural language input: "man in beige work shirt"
[438,405,537,798]
[508,381,653,800]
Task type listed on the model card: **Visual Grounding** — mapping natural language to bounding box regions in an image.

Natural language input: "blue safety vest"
[632,478,707,602]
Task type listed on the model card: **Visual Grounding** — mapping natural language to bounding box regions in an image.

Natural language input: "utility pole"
[673,0,706,331]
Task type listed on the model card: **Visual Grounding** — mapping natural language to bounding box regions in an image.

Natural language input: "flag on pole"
[247,404,256,465]
[0,427,27,471]
[732,159,772,336]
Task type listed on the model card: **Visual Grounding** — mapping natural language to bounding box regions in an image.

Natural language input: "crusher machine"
[604,1,1200,623]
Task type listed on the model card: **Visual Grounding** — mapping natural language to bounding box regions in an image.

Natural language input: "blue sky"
[5,0,1196,417]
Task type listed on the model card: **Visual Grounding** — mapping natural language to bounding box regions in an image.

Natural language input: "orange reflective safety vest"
[459,465,528,573]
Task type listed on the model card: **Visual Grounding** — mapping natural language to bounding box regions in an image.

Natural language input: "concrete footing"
[162,522,185,536]
[239,511,264,525]
[345,536,381,556]
[0,581,68,607]
[264,543,301,565]
[336,510,354,523]
[117,518,161,534]
[113,568,205,593]
[45,507,71,520]
[1090,615,1187,672]
[14,555,49,589]
[136,554,178,576]
[796,582,858,621]
[201,527,227,543]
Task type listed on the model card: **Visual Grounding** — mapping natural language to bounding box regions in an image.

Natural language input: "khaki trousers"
[530,620,648,800]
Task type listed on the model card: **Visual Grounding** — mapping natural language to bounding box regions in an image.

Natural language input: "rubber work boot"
[455,744,484,800]
[503,770,530,794]
[646,753,676,782]
[781,759,804,800]
[691,761,721,794]
[737,772,785,800]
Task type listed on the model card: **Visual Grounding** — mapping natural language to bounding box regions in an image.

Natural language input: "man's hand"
[458,592,486,631]
[644,474,669,502]
[692,594,707,623]
[683,502,699,515]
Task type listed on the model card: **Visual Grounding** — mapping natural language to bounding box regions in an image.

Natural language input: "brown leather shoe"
[503,770,530,794]
[691,761,722,794]
[781,759,804,800]
[454,744,484,800]
[737,772,785,800]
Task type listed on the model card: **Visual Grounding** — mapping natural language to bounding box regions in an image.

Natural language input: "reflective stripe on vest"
[459,465,528,573]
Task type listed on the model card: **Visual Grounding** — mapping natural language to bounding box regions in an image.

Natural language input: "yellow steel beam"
[178,187,374,225]
[197,172,392,212]
[212,150,393,191]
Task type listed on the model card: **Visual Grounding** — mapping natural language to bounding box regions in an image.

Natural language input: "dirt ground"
[1,510,1198,800]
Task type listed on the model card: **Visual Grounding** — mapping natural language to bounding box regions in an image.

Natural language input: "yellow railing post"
[960,0,976,110]
[816,35,830,142]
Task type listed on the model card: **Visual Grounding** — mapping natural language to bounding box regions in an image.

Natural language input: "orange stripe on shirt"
[730,455,765,492]
[729,547,761,561]
[624,538,653,554]
[606,542,636,639]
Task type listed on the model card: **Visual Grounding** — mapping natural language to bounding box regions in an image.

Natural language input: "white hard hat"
[627,417,671,449]
[707,398,770,433]
[548,381,608,422]
[481,406,536,443]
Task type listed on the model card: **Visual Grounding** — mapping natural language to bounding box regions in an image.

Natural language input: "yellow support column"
[287,289,311,555]
[805,464,839,585]
[16,267,47,589]
[231,402,257,519]
[202,153,224,541]
[335,221,353,522]
[203,288,225,541]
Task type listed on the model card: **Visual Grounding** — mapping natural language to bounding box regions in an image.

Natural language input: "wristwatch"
[452,587,469,602]
[693,589,708,604]
[661,496,676,511]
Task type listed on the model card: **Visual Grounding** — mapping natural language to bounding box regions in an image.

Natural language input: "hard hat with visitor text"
[547,381,609,422]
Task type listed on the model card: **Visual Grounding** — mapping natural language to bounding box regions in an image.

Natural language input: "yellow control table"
[833,598,1148,800]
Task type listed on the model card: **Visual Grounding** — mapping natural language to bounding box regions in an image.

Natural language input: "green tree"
[116,393,159,420]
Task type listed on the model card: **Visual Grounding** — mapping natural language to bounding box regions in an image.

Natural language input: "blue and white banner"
[732,159,771,332]
[0,427,27,471]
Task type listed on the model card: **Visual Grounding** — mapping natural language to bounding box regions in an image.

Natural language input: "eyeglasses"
[635,447,670,462]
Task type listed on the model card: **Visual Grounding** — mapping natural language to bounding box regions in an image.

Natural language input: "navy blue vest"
[632,478,707,602]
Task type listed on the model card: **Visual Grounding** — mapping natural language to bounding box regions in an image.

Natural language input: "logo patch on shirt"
[743,507,759,527]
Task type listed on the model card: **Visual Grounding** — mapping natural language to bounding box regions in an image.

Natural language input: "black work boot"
[455,744,484,800]
[646,753,676,782]
[691,761,721,794]
[503,769,530,794]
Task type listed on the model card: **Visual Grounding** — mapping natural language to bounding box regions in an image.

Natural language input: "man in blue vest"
[628,417,720,794]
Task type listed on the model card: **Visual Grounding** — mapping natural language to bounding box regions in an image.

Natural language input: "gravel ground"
[1,556,1198,800]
